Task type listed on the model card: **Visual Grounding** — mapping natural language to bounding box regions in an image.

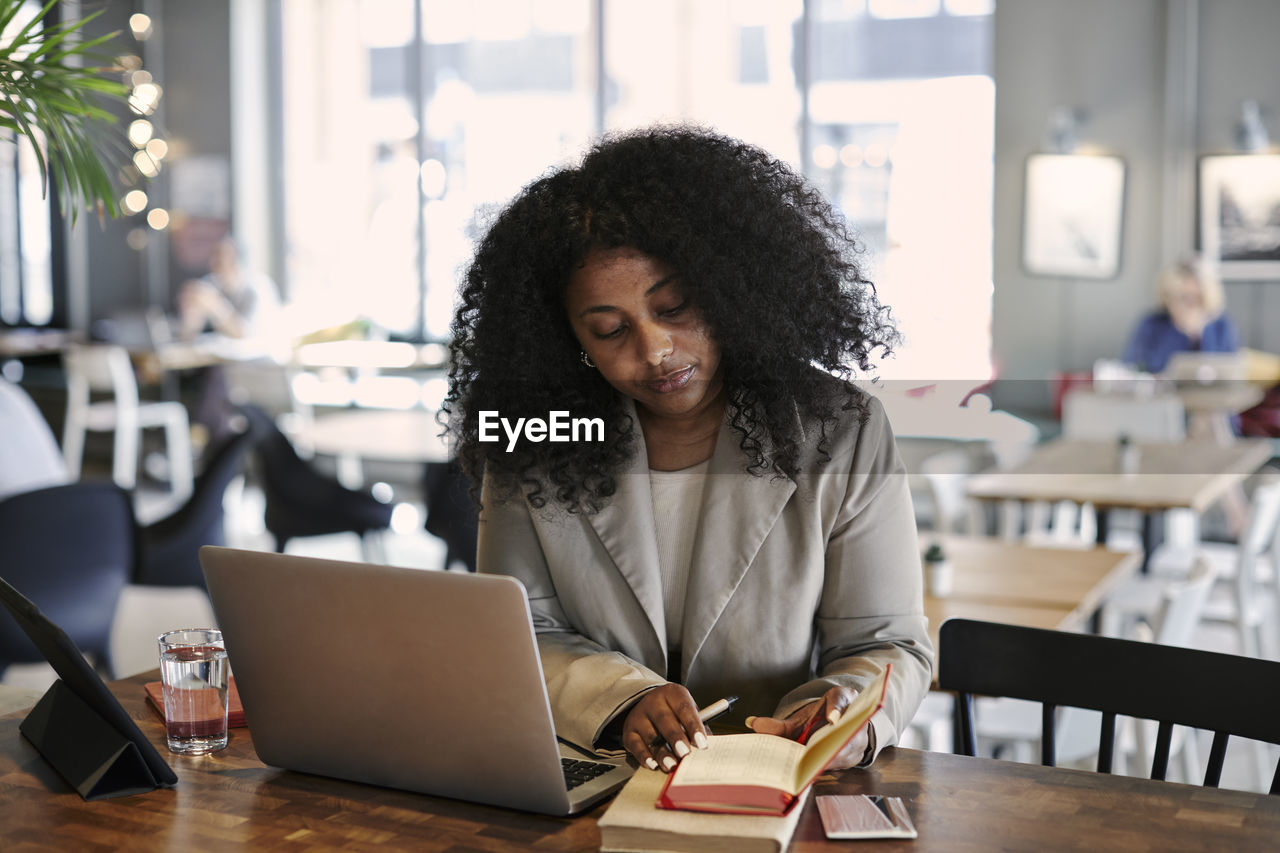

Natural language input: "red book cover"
[145,677,247,728]
[656,665,890,816]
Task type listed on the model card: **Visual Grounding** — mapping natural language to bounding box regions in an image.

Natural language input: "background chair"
[1018,387,1192,548]
[914,449,985,536]
[422,460,478,572]
[107,427,254,677]
[1060,388,1187,443]
[0,482,133,680]
[241,405,393,560]
[1107,481,1280,660]
[133,426,254,589]
[977,558,1217,780]
[61,343,194,502]
[939,618,1280,793]
[0,377,71,503]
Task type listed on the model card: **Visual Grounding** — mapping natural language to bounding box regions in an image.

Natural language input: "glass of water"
[158,628,229,755]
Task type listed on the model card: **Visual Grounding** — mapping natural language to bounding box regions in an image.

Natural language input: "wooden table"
[0,328,77,358]
[4,674,1278,850]
[966,437,1273,569]
[922,535,1139,658]
[792,748,1280,851]
[288,407,452,489]
[292,339,449,370]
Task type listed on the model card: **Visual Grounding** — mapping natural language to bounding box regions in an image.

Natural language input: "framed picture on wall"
[1022,153,1126,279]
[1199,154,1280,280]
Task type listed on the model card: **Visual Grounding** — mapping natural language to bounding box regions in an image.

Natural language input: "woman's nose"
[636,322,674,365]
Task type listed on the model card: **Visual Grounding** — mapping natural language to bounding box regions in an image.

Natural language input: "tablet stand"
[20,679,164,800]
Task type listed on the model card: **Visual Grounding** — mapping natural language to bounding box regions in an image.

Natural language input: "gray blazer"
[477,391,934,760]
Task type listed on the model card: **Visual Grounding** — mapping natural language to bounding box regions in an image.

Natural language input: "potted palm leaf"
[1,0,131,220]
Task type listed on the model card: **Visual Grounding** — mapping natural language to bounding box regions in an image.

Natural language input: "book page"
[669,733,803,790]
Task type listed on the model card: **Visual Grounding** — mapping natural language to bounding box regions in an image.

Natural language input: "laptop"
[1162,351,1246,384]
[198,546,633,815]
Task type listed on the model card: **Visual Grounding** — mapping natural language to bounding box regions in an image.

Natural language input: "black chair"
[0,482,134,679]
[422,460,478,571]
[133,426,254,589]
[240,405,393,558]
[938,618,1280,793]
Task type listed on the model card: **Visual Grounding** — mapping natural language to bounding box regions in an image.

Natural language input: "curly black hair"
[445,125,898,513]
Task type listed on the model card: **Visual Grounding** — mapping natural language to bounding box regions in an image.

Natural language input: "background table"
[3,673,1277,850]
[291,407,452,490]
[966,437,1273,569]
[966,438,1272,512]
[922,535,1138,664]
[297,408,451,465]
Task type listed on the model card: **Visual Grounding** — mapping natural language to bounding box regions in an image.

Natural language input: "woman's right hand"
[621,684,708,772]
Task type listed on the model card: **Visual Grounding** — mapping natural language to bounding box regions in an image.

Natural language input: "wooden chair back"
[939,618,1280,793]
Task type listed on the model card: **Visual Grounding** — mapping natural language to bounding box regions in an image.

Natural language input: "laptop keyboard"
[561,757,615,790]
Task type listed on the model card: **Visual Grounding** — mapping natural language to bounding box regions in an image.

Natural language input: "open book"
[658,664,889,816]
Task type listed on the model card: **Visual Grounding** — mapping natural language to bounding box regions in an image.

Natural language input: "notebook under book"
[199,546,633,815]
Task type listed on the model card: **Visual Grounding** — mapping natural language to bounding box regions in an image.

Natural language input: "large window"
[0,0,55,328]
[603,0,803,163]
[279,0,994,382]
[281,0,594,341]
[809,0,994,382]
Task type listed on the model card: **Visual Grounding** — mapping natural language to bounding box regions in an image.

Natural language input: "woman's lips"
[645,365,695,394]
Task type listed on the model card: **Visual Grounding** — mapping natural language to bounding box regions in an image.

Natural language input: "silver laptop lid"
[199,546,576,814]
[1162,351,1246,383]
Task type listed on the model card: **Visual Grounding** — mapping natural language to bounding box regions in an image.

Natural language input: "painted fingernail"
[644,757,659,771]
[694,731,708,750]
[828,709,843,724]
[674,740,690,758]
[662,756,677,771]
[744,715,757,727]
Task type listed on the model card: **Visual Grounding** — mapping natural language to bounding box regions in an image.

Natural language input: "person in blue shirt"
[1122,255,1238,374]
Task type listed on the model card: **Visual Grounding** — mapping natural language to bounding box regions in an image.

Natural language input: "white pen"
[697,695,738,724]
[648,695,739,751]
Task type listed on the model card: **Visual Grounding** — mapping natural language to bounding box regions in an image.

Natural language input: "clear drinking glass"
[158,628,229,755]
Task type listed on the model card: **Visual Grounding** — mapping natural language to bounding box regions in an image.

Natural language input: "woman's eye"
[659,302,686,318]
[596,326,625,340]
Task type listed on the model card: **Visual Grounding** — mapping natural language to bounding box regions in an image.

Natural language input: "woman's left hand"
[745,686,870,771]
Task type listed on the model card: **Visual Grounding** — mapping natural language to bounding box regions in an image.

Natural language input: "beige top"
[649,459,711,660]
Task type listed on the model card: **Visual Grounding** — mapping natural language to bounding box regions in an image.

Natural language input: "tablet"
[0,575,177,788]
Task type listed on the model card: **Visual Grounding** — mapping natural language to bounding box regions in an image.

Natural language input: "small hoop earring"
[580,351,595,369]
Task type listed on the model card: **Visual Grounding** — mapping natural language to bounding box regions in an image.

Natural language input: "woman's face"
[565,247,722,423]
[1167,273,1208,337]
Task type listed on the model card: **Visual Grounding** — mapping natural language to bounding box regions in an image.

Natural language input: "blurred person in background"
[178,237,282,342]
[177,237,283,443]
[1125,255,1250,536]
[1122,255,1238,375]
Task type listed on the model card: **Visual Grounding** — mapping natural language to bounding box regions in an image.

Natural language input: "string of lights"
[118,11,169,249]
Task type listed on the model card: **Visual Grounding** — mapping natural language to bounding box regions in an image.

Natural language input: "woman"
[1123,255,1238,375]
[177,237,282,342]
[446,127,932,774]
